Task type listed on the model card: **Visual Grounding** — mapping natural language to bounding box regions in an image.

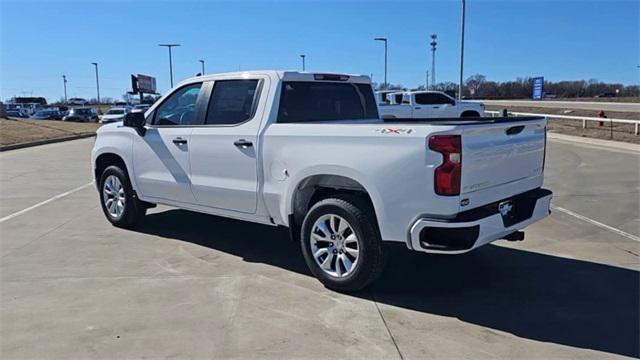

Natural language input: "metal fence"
[485,110,640,135]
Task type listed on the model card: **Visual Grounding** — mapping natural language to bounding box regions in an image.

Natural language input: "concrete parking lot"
[1,136,638,359]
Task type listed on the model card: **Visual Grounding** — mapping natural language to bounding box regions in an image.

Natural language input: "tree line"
[375,75,639,99]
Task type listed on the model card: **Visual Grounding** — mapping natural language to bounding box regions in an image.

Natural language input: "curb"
[0,133,96,152]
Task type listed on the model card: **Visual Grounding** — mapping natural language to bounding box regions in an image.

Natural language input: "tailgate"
[460,118,546,195]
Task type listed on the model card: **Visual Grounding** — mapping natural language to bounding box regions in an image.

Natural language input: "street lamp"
[300,54,306,71]
[199,59,205,75]
[91,62,100,104]
[458,0,466,100]
[159,44,181,87]
[62,75,68,103]
[430,34,437,89]
[374,37,388,89]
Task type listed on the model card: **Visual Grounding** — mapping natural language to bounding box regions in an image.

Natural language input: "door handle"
[433,106,440,109]
[172,137,188,145]
[414,107,421,110]
[505,125,525,135]
[234,139,253,148]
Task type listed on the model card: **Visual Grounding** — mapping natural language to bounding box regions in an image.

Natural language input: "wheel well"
[289,175,375,241]
[460,110,480,118]
[94,153,127,185]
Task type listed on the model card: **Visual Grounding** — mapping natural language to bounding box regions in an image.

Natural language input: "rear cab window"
[277,81,378,123]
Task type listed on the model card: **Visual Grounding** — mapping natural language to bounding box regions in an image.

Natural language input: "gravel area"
[486,105,639,144]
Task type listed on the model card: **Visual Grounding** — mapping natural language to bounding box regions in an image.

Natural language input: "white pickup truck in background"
[378,90,486,119]
[92,71,551,291]
[374,90,404,105]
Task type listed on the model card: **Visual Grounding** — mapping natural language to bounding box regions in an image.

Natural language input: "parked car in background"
[92,70,551,291]
[99,107,129,124]
[63,107,99,122]
[7,110,29,118]
[114,101,131,108]
[68,98,88,106]
[31,109,64,120]
[378,91,485,119]
[131,104,150,113]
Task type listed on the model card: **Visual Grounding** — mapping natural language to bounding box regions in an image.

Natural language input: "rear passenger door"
[189,77,268,214]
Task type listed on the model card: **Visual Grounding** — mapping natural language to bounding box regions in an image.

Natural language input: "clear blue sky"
[1,0,638,102]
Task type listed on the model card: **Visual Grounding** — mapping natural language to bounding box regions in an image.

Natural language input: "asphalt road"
[480,100,640,113]
[1,137,638,359]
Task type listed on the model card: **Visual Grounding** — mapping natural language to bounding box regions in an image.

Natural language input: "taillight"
[428,135,462,196]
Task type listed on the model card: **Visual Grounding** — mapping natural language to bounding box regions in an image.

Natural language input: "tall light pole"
[458,0,466,99]
[374,37,388,89]
[91,62,100,104]
[300,54,306,71]
[430,34,437,88]
[159,44,180,87]
[199,59,205,75]
[62,75,68,103]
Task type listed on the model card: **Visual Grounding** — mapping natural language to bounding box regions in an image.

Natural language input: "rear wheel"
[99,165,146,228]
[300,195,386,292]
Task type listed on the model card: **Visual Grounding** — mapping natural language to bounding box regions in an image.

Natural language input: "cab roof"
[182,70,371,85]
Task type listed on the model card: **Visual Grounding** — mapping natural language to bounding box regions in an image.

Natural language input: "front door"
[189,78,267,214]
[132,82,205,204]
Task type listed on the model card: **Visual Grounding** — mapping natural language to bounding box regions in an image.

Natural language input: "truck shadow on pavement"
[137,209,639,358]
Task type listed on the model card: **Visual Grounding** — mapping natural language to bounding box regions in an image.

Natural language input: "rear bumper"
[409,188,552,254]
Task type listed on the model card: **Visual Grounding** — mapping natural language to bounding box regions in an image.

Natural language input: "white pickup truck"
[378,90,485,119]
[92,71,552,291]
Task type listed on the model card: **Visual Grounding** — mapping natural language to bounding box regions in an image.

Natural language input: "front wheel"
[99,165,146,228]
[300,195,386,292]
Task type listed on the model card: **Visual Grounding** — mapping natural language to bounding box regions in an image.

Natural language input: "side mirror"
[123,112,146,135]
[449,100,456,106]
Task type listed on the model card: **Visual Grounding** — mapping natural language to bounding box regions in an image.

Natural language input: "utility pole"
[199,59,205,75]
[430,34,437,88]
[300,54,306,71]
[62,75,68,103]
[374,38,388,89]
[91,62,100,104]
[458,0,466,100]
[425,71,429,90]
[159,44,181,87]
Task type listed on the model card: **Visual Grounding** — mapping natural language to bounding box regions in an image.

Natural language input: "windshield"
[106,109,125,115]
[71,109,91,115]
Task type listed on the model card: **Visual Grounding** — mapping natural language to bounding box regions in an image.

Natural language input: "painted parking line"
[0,182,94,223]
[2,181,638,245]
[552,205,640,242]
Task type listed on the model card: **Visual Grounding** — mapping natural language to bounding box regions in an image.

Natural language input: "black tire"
[98,165,146,228]
[460,111,480,118]
[300,194,386,292]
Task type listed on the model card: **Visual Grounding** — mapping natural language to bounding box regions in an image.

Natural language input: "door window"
[205,80,260,125]
[414,93,452,105]
[154,83,202,126]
